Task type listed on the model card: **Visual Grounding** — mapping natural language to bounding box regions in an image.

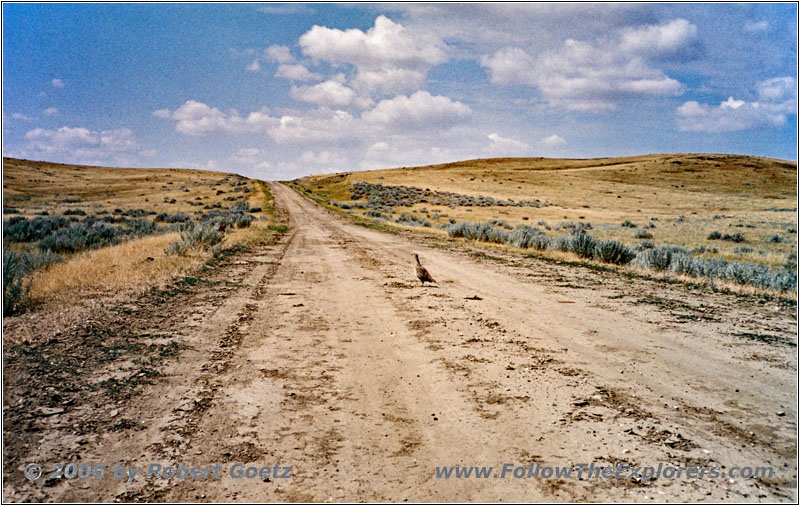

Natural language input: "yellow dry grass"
[4,157,280,304]
[29,233,206,299]
[299,153,797,269]
[3,157,244,217]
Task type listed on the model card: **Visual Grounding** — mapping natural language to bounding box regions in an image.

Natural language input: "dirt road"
[5,182,797,502]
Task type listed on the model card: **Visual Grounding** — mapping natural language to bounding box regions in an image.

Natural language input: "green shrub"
[155,212,191,223]
[3,251,30,314]
[3,215,71,242]
[38,222,121,253]
[593,239,636,264]
[509,225,550,250]
[721,232,745,242]
[164,222,224,256]
[567,231,598,259]
[396,213,432,228]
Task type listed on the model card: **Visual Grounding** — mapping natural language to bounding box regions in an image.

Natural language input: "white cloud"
[140,149,156,157]
[154,100,365,147]
[362,91,471,129]
[392,4,653,47]
[152,108,172,119]
[299,150,346,168]
[24,126,139,160]
[676,100,786,132]
[265,45,294,64]
[299,15,447,94]
[541,134,567,147]
[171,101,230,135]
[720,97,745,109]
[11,113,33,121]
[744,20,769,33]
[676,78,797,133]
[51,78,65,88]
[757,77,796,105]
[360,139,477,171]
[485,133,530,156]
[43,107,59,116]
[154,100,278,136]
[98,128,138,152]
[231,147,272,168]
[275,63,322,82]
[268,108,361,145]
[234,147,262,159]
[258,4,314,15]
[618,19,700,61]
[290,80,373,109]
[482,35,684,112]
[247,60,261,72]
[480,47,536,86]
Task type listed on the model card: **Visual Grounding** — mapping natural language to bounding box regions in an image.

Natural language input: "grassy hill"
[3,157,278,315]
[296,153,797,292]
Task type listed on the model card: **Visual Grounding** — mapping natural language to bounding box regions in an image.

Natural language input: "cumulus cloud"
[265,45,294,64]
[481,31,686,112]
[24,126,139,161]
[11,113,33,121]
[299,150,346,168]
[170,101,231,135]
[153,100,277,136]
[484,133,530,156]
[247,60,261,72]
[275,63,322,82]
[618,18,701,61]
[269,108,362,145]
[51,78,65,88]
[676,77,796,133]
[290,80,372,109]
[362,91,471,129]
[231,147,273,169]
[231,147,263,164]
[152,108,172,119]
[361,139,476,171]
[541,134,567,147]
[43,107,59,116]
[299,15,447,94]
[155,99,366,146]
[757,77,796,105]
[392,3,654,47]
[156,90,474,159]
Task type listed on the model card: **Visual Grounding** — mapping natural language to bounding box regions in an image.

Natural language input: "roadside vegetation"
[295,154,797,296]
[2,158,280,316]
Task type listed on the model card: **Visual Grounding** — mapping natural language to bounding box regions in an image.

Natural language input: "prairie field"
[3,157,277,304]
[296,153,797,293]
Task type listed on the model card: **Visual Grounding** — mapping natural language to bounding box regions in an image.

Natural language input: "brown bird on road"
[414,253,436,286]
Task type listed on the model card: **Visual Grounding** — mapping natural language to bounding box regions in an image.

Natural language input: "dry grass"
[4,157,278,307]
[3,157,237,217]
[298,153,797,269]
[28,233,205,299]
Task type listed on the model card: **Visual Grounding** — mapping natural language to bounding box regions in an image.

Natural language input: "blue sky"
[3,3,797,179]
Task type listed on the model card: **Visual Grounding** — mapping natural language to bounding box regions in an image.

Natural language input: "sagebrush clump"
[164,222,225,255]
[444,219,796,292]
